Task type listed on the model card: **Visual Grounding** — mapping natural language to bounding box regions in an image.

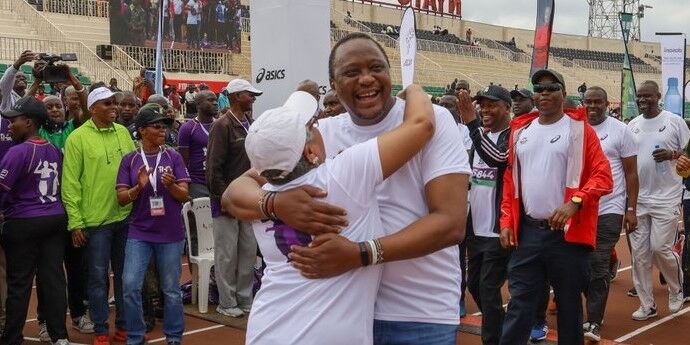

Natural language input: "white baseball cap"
[87,87,116,109]
[245,91,319,177]
[225,78,263,95]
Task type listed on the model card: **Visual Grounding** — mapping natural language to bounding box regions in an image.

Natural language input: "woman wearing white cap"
[243,84,435,345]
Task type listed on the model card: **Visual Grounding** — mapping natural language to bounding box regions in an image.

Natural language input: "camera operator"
[28,64,89,150]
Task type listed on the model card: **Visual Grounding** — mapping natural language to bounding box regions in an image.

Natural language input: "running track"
[19,231,687,344]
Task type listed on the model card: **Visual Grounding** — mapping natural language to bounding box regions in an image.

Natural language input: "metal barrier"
[42,0,109,18]
[117,45,235,76]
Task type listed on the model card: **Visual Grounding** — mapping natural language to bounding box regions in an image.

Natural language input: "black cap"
[531,69,566,89]
[510,88,534,99]
[135,107,173,129]
[475,85,512,105]
[1,96,48,124]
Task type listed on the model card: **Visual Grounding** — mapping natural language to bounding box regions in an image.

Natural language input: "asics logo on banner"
[550,135,561,143]
[255,68,286,84]
[665,48,683,53]
[599,134,609,141]
[659,125,666,132]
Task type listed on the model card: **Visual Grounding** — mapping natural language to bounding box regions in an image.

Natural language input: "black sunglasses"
[533,83,563,93]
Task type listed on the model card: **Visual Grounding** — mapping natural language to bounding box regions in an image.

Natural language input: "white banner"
[399,6,417,88]
[250,0,331,116]
[658,33,686,116]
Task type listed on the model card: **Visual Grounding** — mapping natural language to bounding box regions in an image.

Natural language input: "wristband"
[627,207,635,212]
[367,240,378,265]
[266,192,279,220]
[358,242,370,266]
[75,86,86,93]
[373,238,384,264]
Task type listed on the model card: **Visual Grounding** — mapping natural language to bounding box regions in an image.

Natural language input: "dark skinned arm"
[179,147,190,167]
[222,169,348,234]
[289,173,469,279]
[622,155,639,233]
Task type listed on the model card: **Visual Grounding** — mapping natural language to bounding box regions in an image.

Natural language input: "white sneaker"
[71,315,95,334]
[669,291,684,313]
[53,339,70,345]
[632,305,658,321]
[38,322,51,342]
[216,305,244,317]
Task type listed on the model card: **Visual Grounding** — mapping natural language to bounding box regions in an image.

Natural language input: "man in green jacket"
[62,87,136,345]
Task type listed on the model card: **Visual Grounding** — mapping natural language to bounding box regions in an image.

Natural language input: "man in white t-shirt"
[499,70,613,345]
[225,33,471,344]
[582,86,639,340]
[185,0,200,49]
[627,80,690,320]
[459,85,512,345]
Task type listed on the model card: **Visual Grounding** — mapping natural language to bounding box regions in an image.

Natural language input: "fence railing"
[42,0,109,18]
[117,45,235,76]
[3,0,131,89]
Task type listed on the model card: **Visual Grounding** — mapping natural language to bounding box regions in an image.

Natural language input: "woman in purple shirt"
[116,108,190,345]
[0,96,69,344]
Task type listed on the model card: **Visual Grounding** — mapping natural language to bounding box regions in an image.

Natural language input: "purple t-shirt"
[177,119,213,184]
[0,139,65,219]
[0,118,15,161]
[116,147,191,243]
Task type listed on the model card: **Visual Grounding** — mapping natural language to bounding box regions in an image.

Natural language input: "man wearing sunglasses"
[62,87,137,345]
[498,69,613,345]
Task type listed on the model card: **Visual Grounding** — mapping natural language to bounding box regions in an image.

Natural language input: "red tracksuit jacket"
[499,108,613,249]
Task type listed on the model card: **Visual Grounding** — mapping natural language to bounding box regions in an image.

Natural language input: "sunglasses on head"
[533,83,562,93]
[146,123,169,130]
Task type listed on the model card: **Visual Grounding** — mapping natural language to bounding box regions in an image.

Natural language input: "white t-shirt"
[469,131,501,237]
[186,1,200,25]
[628,110,690,209]
[319,99,471,325]
[516,115,570,219]
[246,139,384,345]
[592,117,637,215]
[458,123,472,151]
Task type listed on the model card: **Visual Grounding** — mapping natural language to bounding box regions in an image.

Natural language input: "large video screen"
[108,0,242,53]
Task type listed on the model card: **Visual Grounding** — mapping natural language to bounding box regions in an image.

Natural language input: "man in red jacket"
[498,69,613,345]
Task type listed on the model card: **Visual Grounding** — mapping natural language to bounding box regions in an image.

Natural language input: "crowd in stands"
[109,0,243,53]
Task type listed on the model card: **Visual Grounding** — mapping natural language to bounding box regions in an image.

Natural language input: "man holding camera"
[0,50,32,112]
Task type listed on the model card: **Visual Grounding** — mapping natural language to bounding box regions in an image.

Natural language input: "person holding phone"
[116,107,190,345]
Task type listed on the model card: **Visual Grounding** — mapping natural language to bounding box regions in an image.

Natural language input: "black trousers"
[500,219,590,345]
[174,14,183,42]
[37,233,87,324]
[467,235,510,345]
[0,215,68,345]
[585,214,623,325]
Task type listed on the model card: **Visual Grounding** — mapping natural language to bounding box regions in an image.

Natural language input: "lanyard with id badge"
[140,148,166,216]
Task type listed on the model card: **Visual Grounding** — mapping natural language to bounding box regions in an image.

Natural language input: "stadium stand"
[9,0,686,105]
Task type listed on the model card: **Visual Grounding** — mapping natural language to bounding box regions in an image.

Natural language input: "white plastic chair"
[181,197,215,313]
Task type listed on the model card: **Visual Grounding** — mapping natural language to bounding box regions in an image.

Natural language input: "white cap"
[87,87,116,109]
[245,91,319,177]
[225,78,263,95]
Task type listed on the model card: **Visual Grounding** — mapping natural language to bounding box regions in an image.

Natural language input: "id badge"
[150,197,165,216]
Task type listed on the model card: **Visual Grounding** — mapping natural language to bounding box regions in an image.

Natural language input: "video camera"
[33,53,78,83]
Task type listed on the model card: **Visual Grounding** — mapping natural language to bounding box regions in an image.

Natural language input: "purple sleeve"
[0,146,25,191]
[116,153,134,189]
[172,150,191,183]
[177,121,193,148]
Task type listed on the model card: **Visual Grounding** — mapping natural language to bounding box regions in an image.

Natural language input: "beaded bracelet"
[373,238,384,264]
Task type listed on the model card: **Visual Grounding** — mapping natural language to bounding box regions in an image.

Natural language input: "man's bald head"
[194,90,216,104]
[147,94,170,108]
[297,80,321,101]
